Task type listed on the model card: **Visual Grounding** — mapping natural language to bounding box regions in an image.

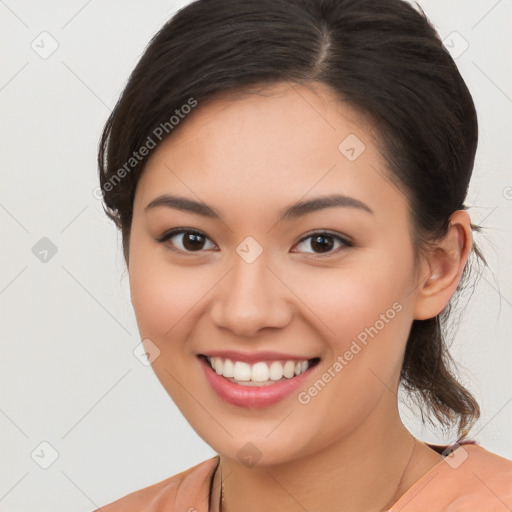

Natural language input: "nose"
[209,254,292,337]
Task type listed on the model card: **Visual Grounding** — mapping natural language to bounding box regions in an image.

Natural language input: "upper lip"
[198,350,319,364]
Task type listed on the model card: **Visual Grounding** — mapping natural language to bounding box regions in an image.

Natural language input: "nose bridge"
[210,241,291,335]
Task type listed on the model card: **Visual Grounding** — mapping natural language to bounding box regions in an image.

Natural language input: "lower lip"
[199,356,318,408]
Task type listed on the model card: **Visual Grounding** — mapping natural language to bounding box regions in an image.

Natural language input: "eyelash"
[156,228,353,258]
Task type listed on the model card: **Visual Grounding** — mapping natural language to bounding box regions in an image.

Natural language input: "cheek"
[290,256,414,409]
[128,247,211,406]
[291,258,411,348]
[128,243,211,340]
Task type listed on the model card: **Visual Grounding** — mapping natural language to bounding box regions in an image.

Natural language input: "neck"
[210,403,429,512]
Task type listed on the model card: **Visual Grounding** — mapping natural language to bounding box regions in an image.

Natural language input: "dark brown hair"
[98,0,484,438]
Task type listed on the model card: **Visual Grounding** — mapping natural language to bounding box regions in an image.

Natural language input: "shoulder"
[392,442,512,511]
[93,455,220,512]
[450,443,512,508]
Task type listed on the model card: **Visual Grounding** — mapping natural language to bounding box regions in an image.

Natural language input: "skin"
[127,81,473,511]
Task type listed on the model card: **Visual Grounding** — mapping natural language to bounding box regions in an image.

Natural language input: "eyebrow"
[144,193,373,221]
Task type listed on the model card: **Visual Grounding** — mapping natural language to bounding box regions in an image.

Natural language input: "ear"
[413,210,473,321]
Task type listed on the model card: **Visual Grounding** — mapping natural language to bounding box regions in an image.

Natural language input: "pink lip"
[199,350,315,364]
[198,356,319,408]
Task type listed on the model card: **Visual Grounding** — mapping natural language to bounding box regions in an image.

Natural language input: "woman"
[94,0,512,510]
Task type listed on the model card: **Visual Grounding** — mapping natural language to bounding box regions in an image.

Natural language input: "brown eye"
[157,229,217,254]
[292,232,352,257]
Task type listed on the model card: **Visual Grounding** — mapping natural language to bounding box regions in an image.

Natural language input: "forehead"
[135,82,408,226]
[148,81,374,166]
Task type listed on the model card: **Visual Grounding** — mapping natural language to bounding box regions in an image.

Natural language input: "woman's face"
[128,82,429,465]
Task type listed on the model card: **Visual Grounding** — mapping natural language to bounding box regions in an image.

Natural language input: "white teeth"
[269,361,283,381]
[223,358,234,378]
[251,362,269,382]
[212,357,223,375]
[206,356,314,383]
[283,361,295,378]
[233,361,251,381]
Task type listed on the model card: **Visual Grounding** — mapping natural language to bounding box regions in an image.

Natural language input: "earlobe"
[413,210,473,321]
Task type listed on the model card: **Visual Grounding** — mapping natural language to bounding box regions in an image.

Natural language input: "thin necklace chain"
[216,437,417,512]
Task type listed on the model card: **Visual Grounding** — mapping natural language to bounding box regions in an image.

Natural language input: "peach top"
[96,443,512,511]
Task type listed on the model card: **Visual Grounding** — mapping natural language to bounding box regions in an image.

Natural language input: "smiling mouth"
[198,354,321,387]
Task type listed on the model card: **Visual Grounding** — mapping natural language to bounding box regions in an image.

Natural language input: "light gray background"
[1,1,511,511]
